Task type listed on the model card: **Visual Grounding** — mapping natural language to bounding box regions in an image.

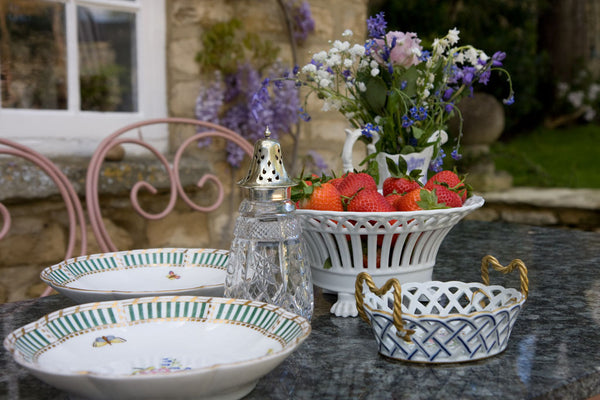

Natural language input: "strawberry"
[430,184,462,208]
[347,189,395,213]
[383,176,421,196]
[329,176,345,189]
[337,172,378,198]
[393,188,446,212]
[425,170,468,202]
[385,193,404,208]
[298,182,344,211]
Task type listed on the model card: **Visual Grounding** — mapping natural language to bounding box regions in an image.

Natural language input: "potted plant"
[255,12,513,185]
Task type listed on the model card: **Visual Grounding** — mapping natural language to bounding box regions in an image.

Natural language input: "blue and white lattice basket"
[355,255,529,363]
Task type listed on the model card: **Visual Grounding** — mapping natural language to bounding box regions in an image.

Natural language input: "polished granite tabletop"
[1,220,599,400]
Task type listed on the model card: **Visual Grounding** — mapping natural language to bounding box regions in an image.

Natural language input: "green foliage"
[195,18,280,74]
[371,0,548,133]
[490,124,600,188]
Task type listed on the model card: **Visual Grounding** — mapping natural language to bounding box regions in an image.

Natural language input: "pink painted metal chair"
[0,139,88,297]
[86,117,254,253]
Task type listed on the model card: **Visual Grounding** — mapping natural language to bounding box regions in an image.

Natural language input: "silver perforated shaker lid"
[238,127,295,189]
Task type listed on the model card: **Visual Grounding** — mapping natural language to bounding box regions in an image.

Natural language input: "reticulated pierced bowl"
[296,195,484,317]
[355,255,529,363]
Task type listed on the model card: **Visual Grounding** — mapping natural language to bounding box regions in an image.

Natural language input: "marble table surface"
[2,220,599,399]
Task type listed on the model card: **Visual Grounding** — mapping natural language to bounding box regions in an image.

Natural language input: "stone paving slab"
[478,187,600,210]
[469,187,600,231]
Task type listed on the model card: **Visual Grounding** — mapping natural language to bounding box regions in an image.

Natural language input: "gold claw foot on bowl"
[330,292,358,317]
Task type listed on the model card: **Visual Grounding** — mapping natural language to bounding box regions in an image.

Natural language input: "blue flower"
[503,95,515,105]
[366,11,387,38]
[430,148,446,172]
[299,107,311,122]
[418,50,431,62]
[361,122,380,138]
[401,115,414,128]
[451,149,462,160]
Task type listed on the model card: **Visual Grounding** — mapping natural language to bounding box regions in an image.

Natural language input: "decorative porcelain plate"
[41,248,229,303]
[4,296,311,400]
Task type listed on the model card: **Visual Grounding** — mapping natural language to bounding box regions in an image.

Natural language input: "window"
[0,0,166,156]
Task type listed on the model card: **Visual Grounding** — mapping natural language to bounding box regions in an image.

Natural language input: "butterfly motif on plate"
[92,335,127,348]
[167,270,181,280]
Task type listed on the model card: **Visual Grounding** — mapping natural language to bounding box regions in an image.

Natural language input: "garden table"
[2,220,599,399]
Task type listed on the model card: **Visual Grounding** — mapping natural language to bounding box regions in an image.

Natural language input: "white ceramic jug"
[341,128,448,187]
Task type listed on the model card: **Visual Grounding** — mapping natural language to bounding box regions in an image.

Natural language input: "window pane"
[78,6,137,112]
[0,2,67,110]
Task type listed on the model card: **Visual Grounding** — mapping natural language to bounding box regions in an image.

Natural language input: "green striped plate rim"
[5,296,311,365]
[41,248,229,286]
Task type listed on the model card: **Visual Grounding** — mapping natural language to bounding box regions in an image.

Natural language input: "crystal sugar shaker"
[225,127,314,320]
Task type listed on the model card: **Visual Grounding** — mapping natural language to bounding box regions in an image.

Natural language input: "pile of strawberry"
[292,170,469,212]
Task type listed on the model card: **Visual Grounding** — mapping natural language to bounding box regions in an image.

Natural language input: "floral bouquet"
[256,12,513,173]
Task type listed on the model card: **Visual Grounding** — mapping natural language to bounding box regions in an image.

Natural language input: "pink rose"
[373,31,422,68]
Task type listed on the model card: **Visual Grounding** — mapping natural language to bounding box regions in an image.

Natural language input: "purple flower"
[290,0,315,42]
[491,51,506,67]
[461,67,476,86]
[307,150,329,172]
[451,149,462,160]
[443,88,454,101]
[479,69,491,85]
[197,63,301,168]
[367,12,387,38]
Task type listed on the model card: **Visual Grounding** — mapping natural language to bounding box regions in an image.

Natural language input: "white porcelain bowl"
[4,296,311,400]
[41,248,229,303]
[296,195,484,317]
[355,256,528,363]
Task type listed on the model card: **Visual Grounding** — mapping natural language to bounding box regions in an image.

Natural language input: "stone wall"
[166,0,369,173]
[0,0,369,303]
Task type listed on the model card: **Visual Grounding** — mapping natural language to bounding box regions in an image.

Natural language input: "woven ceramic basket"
[355,255,529,363]
[296,195,484,317]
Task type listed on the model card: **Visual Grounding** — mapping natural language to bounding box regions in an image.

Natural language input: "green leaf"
[363,76,388,114]
[397,66,419,97]
[365,159,380,184]
[412,126,424,139]
[323,257,333,270]
[386,156,408,177]
[400,145,416,154]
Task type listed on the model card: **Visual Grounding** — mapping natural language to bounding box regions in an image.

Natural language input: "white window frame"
[0,0,167,157]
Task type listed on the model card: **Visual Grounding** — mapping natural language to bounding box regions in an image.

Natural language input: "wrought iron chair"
[85,117,254,253]
[0,139,88,297]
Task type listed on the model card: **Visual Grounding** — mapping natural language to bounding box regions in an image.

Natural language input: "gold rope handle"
[355,272,415,342]
[481,255,529,298]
